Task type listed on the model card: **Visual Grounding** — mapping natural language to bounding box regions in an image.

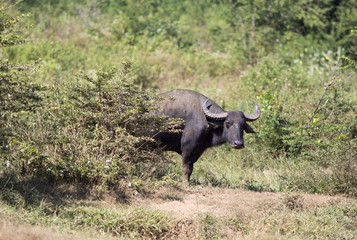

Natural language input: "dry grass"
[140,186,356,239]
[1,185,356,239]
[0,221,112,240]
[148,186,349,217]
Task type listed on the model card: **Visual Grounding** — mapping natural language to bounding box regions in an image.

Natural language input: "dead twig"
[0,0,24,11]
[307,56,340,126]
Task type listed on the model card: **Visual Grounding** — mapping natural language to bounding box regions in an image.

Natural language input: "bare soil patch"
[142,186,354,239]
[1,186,354,240]
[147,186,349,219]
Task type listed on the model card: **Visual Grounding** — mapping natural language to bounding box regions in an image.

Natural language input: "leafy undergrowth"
[1,2,356,239]
[2,0,356,199]
[0,178,356,240]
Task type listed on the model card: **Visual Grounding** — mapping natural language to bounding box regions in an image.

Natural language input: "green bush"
[2,63,178,189]
[0,2,44,170]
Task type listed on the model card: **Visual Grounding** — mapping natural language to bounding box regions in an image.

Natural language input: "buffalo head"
[202,99,261,149]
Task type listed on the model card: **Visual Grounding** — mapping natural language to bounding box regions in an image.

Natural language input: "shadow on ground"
[0,173,130,209]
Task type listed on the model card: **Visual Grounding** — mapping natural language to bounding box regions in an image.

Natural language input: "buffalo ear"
[244,123,256,133]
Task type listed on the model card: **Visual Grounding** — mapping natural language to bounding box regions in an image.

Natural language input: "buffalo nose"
[232,141,245,149]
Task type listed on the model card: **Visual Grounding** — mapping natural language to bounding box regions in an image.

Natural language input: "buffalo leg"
[180,124,206,185]
[182,159,193,185]
[181,150,205,185]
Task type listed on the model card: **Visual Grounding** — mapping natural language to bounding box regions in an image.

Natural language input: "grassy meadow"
[1,0,357,239]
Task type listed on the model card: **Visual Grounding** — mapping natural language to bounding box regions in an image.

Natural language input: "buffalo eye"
[225,120,232,128]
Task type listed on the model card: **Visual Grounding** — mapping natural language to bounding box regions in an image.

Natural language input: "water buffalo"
[155,89,261,184]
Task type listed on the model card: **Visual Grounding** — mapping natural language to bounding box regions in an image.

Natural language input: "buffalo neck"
[210,127,227,147]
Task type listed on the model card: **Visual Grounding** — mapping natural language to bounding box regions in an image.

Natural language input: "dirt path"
[146,186,346,218]
[1,186,354,240]
[139,186,354,239]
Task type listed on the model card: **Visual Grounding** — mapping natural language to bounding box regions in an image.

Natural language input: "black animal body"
[155,89,261,184]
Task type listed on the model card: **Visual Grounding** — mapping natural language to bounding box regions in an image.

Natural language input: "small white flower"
[87,161,91,164]
[20,149,25,152]
[60,173,64,177]
[105,160,111,163]
[6,161,11,168]
[128,182,132,187]
[104,165,109,169]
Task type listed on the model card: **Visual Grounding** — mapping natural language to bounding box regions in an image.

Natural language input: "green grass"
[1,178,356,239]
[261,200,357,239]
[1,2,356,240]
[0,4,356,240]
[1,203,174,239]
[0,176,174,239]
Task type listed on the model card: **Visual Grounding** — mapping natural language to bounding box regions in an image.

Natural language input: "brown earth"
[1,186,354,240]
[145,186,346,218]
[138,186,353,239]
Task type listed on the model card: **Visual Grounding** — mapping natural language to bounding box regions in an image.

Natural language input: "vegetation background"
[0,0,356,239]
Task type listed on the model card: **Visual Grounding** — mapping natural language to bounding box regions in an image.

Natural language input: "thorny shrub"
[2,63,179,189]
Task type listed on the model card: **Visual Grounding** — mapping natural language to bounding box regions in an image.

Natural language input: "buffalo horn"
[202,99,228,120]
[244,100,261,121]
